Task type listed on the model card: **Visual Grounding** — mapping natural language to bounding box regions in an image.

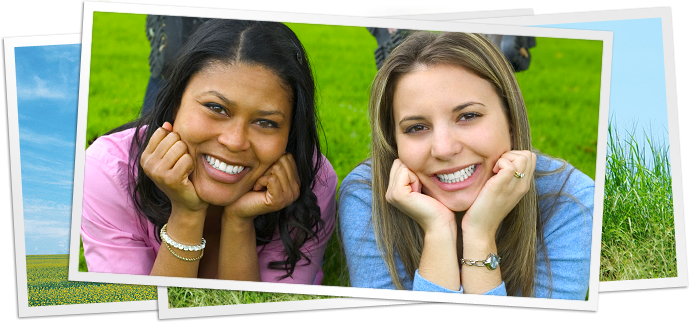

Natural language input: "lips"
[205,155,245,175]
[201,154,249,184]
[430,163,481,192]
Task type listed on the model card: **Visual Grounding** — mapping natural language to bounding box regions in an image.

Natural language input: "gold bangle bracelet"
[163,240,204,262]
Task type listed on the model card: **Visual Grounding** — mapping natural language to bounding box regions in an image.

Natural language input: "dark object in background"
[367,28,411,70]
[492,35,537,73]
[367,28,536,73]
[142,16,209,113]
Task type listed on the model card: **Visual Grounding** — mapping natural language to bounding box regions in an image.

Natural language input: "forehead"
[186,61,293,110]
[392,64,501,116]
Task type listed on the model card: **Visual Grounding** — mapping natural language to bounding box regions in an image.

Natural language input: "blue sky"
[541,18,669,160]
[12,18,65,36]
[15,44,80,255]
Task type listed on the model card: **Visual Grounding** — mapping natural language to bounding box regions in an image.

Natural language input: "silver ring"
[514,171,525,178]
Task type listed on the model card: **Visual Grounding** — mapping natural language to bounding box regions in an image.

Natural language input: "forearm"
[150,208,206,277]
[217,216,261,281]
[460,230,502,294]
[417,220,460,291]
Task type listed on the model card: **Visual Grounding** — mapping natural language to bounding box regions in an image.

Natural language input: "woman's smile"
[201,154,250,184]
[430,163,480,191]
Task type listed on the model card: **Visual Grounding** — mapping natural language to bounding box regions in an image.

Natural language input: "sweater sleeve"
[257,154,337,284]
[534,163,594,300]
[339,163,508,294]
[80,133,158,275]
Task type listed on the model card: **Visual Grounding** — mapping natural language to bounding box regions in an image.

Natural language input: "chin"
[434,193,478,213]
[195,184,245,207]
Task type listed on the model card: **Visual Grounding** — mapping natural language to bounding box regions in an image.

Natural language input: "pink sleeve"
[80,133,159,275]
[257,154,337,284]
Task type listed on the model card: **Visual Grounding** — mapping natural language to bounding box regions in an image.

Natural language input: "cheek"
[255,132,290,165]
[395,136,427,172]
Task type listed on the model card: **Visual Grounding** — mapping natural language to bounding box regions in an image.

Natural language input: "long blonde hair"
[369,31,543,296]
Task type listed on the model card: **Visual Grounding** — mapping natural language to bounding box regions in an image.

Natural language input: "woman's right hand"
[140,122,208,213]
[385,159,455,232]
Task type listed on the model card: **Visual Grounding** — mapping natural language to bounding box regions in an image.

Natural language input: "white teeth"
[205,155,244,175]
[436,165,476,184]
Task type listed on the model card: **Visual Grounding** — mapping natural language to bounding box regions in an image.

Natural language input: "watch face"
[487,253,500,270]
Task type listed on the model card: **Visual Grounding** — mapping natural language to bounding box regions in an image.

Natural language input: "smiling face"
[393,63,511,212]
[172,61,292,206]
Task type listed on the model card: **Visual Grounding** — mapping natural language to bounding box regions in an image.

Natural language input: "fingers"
[493,150,536,178]
[252,153,301,210]
[386,159,421,202]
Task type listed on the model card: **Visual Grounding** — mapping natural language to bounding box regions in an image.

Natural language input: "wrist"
[164,215,206,247]
[221,212,256,232]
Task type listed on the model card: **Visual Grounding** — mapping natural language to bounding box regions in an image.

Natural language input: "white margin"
[68,1,610,312]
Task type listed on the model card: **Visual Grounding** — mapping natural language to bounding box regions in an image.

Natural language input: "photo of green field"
[600,122,676,280]
[26,255,156,306]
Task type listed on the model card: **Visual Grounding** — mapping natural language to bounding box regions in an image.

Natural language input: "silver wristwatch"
[460,253,501,270]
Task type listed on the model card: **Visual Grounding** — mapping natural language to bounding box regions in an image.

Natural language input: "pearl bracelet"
[159,223,206,251]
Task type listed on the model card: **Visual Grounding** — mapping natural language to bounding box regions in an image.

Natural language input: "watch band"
[460,253,501,270]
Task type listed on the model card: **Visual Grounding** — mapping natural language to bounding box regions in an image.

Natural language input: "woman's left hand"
[461,150,536,238]
[222,153,301,223]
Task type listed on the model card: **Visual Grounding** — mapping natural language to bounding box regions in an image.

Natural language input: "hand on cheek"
[223,153,301,222]
[141,121,208,214]
[462,150,536,237]
[386,159,455,232]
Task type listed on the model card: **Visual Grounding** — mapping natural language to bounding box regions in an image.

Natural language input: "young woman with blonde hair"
[339,31,593,298]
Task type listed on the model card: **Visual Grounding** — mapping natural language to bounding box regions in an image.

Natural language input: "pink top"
[81,127,337,284]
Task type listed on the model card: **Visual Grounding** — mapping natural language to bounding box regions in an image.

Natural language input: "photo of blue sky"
[15,44,80,255]
[541,18,669,161]
[12,18,65,36]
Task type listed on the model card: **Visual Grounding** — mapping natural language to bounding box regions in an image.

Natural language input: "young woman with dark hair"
[81,19,336,284]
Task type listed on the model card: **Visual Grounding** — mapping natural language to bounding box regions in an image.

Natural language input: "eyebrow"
[398,101,485,126]
[203,90,288,119]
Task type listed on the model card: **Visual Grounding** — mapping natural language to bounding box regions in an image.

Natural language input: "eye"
[255,119,279,129]
[204,103,228,115]
[458,112,481,122]
[403,124,428,134]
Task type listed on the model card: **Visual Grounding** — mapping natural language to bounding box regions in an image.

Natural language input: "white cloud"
[18,126,75,148]
[18,75,66,100]
[24,219,70,238]
[22,198,71,217]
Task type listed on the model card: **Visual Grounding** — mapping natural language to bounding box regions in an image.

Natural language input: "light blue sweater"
[338,155,593,299]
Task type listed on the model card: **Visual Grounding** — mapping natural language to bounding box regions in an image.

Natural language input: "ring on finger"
[514,171,525,178]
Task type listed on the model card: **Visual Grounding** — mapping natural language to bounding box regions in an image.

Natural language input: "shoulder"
[340,162,372,197]
[86,127,138,162]
[535,155,594,201]
[312,154,338,229]
[338,162,373,226]
[313,154,337,195]
[85,128,139,190]
[534,154,594,241]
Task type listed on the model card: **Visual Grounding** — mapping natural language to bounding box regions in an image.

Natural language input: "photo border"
[5,34,158,317]
[467,6,687,293]
[69,1,610,311]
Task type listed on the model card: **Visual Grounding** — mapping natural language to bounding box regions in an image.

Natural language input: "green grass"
[167,288,336,308]
[600,121,676,280]
[27,254,156,306]
[86,13,606,306]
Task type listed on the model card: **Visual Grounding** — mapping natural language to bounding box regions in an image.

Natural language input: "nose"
[217,121,251,152]
[430,124,462,160]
